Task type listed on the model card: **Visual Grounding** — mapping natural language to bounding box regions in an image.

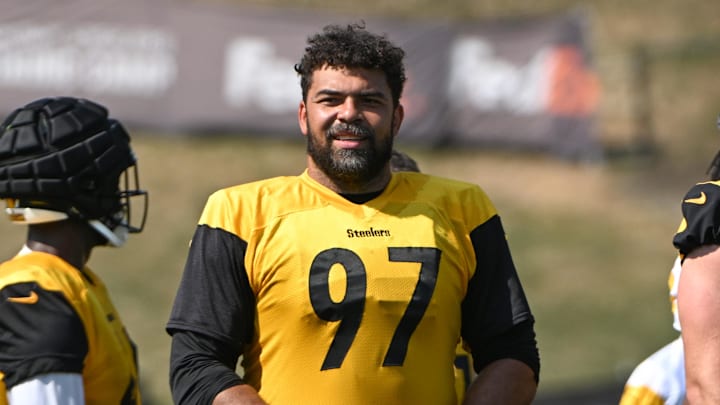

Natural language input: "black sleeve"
[169,330,244,405]
[166,224,256,403]
[461,215,539,381]
[166,224,256,347]
[470,319,540,382]
[0,281,88,388]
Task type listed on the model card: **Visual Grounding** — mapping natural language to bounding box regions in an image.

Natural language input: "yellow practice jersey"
[619,336,685,405]
[0,251,140,405]
[667,256,681,332]
[168,170,533,404]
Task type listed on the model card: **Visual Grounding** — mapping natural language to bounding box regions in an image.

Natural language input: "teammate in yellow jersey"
[167,23,539,405]
[0,97,148,404]
[619,257,685,405]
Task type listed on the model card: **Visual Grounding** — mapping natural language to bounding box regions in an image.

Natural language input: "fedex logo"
[448,37,599,116]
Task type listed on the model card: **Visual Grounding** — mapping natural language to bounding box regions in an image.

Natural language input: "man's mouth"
[327,124,372,148]
[332,135,367,148]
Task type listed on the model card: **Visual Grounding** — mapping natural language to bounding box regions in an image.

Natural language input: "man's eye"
[362,98,385,106]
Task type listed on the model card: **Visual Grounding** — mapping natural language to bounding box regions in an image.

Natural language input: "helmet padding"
[0,97,148,246]
[0,97,135,220]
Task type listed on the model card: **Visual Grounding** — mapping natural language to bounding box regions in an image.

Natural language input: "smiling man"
[300,65,400,193]
[167,23,539,405]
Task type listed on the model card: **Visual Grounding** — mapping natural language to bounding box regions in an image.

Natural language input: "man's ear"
[298,101,308,136]
[392,104,404,137]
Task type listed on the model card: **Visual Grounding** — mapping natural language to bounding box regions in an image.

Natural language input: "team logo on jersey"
[684,191,707,205]
[6,290,39,304]
[346,227,391,238]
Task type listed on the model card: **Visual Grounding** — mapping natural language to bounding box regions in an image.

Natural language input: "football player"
[620,127,720,405]
[673,132,720,404]
[0,97,148,404]
[167,23,539,405]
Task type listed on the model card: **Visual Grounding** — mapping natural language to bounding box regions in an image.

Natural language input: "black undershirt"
[338,189,384,204]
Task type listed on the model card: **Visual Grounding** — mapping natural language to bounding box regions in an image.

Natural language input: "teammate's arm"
[673,182,720,404]
[678,244,720,404]
[1,282,88,405]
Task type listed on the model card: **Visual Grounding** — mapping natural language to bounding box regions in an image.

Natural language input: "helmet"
[0,97,148,246]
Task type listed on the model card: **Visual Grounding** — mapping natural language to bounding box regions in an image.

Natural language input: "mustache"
[326,123,374,139]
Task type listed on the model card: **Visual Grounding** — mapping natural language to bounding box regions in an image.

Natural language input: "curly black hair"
[294,23,406,107]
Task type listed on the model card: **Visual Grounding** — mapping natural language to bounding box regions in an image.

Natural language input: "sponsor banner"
[0,1,601,158]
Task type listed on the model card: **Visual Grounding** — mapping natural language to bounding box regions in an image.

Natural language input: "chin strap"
[88,219,128,247]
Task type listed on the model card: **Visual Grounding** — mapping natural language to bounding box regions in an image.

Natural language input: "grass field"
[1,1,720,403]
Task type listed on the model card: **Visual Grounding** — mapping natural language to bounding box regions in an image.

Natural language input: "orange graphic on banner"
[547,46,600,116]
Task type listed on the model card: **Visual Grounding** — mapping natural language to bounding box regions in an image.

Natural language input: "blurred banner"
[0,1,601,159]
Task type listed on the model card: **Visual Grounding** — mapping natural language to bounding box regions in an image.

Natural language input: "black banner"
[0,1,602,159]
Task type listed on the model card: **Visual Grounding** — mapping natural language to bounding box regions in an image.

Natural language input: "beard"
[307,121,394,186]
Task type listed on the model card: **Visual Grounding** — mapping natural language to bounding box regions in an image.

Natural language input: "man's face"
[298,66,404,186]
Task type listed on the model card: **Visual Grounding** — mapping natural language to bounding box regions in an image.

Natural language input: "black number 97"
[308,247,441,370]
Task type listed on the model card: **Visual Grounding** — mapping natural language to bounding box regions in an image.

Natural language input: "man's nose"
[337,98,362,122]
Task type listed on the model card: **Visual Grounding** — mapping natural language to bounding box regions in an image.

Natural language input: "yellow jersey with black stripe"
[0,251,141,404]
[167,170,534,404]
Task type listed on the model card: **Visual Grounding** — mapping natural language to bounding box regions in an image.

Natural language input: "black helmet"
[0,97,148,246]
